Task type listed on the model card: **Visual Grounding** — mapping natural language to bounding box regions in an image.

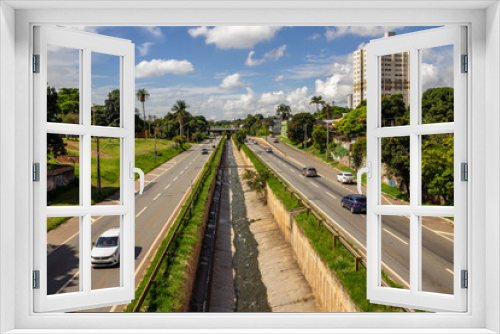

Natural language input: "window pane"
[91,215,121,290]
[381,137,410,204]
[91,137,121,205]
[381,215,410,290]
[420,45,454,124]
[380,52,410,127]
[421,134,454,206]
[47,216,81,295]
[47,134,80,206]
[47,44,81,124]
[421,216,454,294]
[91,52,121,127]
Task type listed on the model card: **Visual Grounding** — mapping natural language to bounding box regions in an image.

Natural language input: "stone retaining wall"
[239,145,358,312]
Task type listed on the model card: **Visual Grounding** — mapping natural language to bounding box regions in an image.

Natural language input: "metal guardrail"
[132,139,226,312]
[244,141,414,313]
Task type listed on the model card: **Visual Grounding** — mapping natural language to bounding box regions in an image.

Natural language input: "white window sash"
[33,26,136,312]
[366,26,468,312]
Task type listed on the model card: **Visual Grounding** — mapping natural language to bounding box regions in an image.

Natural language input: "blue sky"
[48,25,450,121]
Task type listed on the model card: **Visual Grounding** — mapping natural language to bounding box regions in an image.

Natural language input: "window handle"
[357,162,371,195]
[130,162,145,195]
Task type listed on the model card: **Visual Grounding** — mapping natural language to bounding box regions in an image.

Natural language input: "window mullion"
[81,47,92,294]
[409,47,421,295]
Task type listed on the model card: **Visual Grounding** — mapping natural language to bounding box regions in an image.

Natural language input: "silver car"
[302,167,318,177]
[91,228,120,267]
[337,172,355,183]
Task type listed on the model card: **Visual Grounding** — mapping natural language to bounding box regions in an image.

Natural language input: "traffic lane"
[48,140,218,298]
[253,142,454,266]
[250,144,453,292]
[87,140,219,311]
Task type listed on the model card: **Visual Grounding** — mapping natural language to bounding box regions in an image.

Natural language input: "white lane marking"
[422,224,454,243]
[325,191,337,200]
[180,171,184,176]
[311,183,319,188]
[153,193,161,201]
[55,269,80,294]
[164,183,171,190]
[289,168,295,172]
[173,176,179,182]
[184,166,188,170]
[383,228,409,245]
[446,268,454,275]
[136,207,147,218]
[147,173,160,177]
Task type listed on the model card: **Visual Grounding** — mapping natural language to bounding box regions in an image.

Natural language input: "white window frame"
[0,1,498,333]
[366,26,467,312]
[33,26,136,312]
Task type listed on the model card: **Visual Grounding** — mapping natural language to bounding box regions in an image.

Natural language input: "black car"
[341,194,367,213]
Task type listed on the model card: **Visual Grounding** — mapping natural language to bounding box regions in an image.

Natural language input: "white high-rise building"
[346,94,353,109]
[352,32,410,108]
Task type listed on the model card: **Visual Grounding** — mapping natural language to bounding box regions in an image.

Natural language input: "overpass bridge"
[209,127,240,133]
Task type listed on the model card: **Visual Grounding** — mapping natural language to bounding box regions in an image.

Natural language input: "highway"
[248,138,454,295]
[46,139,220,311]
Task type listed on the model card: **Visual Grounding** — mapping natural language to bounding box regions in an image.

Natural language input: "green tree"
[312,124,327,152]
[381,93,408,127]
[171,100,190,139]
[382,136,410,195]
[422,87,454,123]
[335,106,367,140]
[47,86,60,122]
[351,138,366,172]
[422,134,454,205]
[276,104,292,120]
[136,88,150,135]
[288,113,315,148]
[309,95,325,113]
[103,89,120,126]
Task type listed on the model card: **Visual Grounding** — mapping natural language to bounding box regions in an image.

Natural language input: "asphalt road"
[46,139,220,311]
[248,138,454,295]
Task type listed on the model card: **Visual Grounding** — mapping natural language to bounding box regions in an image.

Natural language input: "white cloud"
[223,88,257,117]
[246,44,287,67]
[308,33,321,40]
[135,59,194,78]
[285,86,310,113]
[274,75,285,82]
[314,63,353,106]
[142,26,163,38]
[137,42,154,57]
[220,73,244,89]
[67,26,100,34]
[188,26,282,49]
[47,45,80,88]
[260,91,285,106]
[421,45,454,91]
[325,26,404,41]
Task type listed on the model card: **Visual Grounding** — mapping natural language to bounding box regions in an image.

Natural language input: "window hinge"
[461,270,468,289]
[461,162,468,181]
[33,270,40,289]
[33,54,40,73]
[461,54,468,73]
[33,163,40,182]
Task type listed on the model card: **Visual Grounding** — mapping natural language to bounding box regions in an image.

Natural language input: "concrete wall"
[266,185,359,313]
[240,147,358,312]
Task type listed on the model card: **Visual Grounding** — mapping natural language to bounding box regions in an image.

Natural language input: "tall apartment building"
[352,32,410,108]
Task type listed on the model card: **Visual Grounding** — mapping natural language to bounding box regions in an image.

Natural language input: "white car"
[265,147,273,153]
[337,172,355,183]
[91,228,120,267]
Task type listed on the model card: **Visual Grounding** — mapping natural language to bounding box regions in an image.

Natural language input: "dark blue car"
[341,194,367,213]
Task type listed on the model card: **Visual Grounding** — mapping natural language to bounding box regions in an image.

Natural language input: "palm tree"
[171,100,190,138]
[136,88,150,137]
[310,95,325,113]
[275,103,292,120]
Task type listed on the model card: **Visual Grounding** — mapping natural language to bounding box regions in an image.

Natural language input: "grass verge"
[294,211,404,312]
[124,138,225,312]
[239,143,302,211]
